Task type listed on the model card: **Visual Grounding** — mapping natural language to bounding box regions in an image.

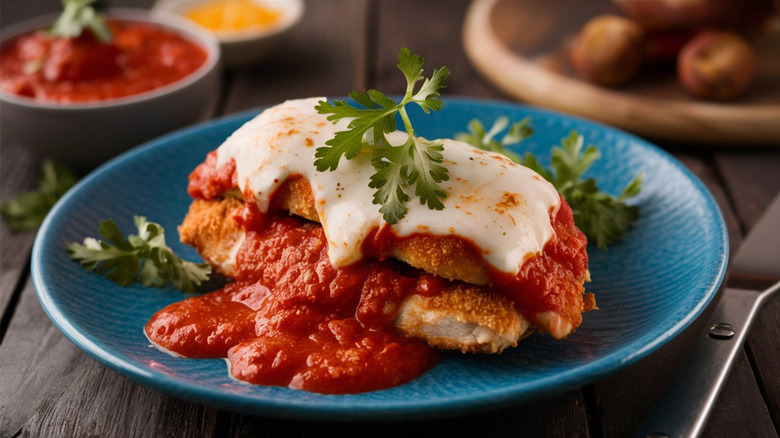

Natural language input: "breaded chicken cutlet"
[180,196,532,353]
[176,98,593,354]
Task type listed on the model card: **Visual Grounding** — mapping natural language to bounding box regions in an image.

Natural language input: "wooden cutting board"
[462,0,780,145]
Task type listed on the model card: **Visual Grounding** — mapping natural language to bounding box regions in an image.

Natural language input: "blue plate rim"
[32,96,729,420]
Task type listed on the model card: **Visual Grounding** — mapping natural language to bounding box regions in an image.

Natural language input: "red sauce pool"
[146,215,440,394]
[0,19,207,102]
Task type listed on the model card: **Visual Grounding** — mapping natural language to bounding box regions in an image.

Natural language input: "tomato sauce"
[187,151,237,200]
[360,198,589,332]
[146,214,440,394]
[0,20,206,102]
[151,156,588,393]
[494,200,589,331]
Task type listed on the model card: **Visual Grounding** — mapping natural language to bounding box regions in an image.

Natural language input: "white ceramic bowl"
[152,0,304,67]
[0,9,222,169]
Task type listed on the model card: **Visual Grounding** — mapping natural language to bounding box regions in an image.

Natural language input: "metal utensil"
[635,193,780,438]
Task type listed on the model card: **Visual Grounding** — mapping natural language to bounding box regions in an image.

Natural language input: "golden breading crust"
[178,197,245,278]
[179,197,529,353]
[275,177,490,285]
[271,176,319,222]
[396,287,532,353]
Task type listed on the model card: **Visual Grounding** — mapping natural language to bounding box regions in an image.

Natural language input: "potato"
[677,31,757,100]
[570,15,644,86]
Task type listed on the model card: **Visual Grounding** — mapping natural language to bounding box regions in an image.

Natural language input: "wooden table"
[2,1,779,436]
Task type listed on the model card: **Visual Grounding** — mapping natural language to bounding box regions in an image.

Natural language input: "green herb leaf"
[66,216,211,292]
[314,99,396,171]
[455,116,531,164]
[315,48,450,223]
[1,160,78,232]
[457,118,643,249]
[545,131,644,249]
[369,144,412,224]
[49,0,113,43]
[521,152,554,182]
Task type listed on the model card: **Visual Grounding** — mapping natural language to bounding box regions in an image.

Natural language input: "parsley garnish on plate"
[1,160,78,232]
[66,216,211,292]
[458,118,644,249]
[49,0,113,43]
[314,48,451,224]
[455,116,532,164]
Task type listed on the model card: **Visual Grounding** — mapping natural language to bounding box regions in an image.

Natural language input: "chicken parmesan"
[145,97,592,394]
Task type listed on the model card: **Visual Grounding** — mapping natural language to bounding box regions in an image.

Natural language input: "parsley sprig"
[49,0,113,43]
[314,48,451,224]
[66,216,211,292]
[458,118,644,249]
[1,160,78,232]
[456,116,532,164]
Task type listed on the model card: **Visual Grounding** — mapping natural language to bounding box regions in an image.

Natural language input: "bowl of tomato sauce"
[0,8,221,169]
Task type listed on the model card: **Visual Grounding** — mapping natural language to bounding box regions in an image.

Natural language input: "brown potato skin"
[677,31,756,100]
[570,15,644,86]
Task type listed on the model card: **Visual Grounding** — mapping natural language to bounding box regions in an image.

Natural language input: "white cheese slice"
[216,97,560,275]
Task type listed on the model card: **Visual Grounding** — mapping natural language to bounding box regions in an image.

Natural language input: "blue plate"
[32,98,728,420]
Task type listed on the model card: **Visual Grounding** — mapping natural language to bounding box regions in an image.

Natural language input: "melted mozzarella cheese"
[215,97,560,274]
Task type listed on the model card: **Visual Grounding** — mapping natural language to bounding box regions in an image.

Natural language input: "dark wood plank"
[749,296,780,432]
[0,145,39,324]
[0,280,220,437]
[219,389,587,438]
[702,349,779,438]
[714,152,780,232]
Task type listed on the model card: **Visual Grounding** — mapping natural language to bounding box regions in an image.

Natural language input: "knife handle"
[634,286,769,438]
